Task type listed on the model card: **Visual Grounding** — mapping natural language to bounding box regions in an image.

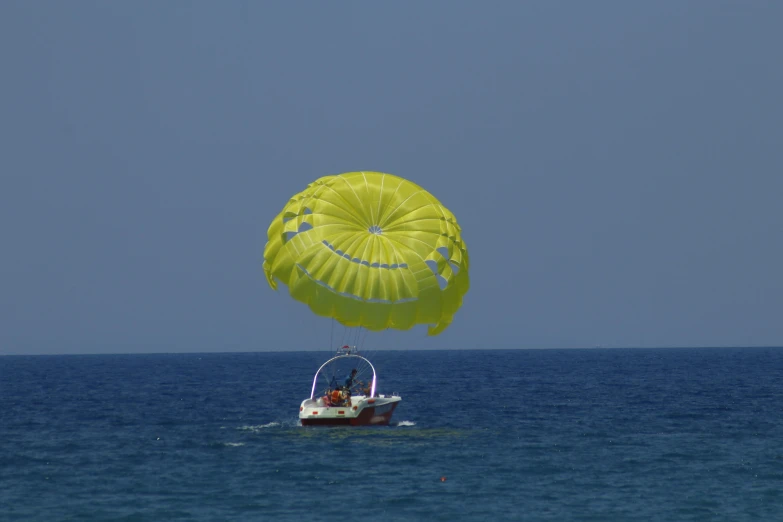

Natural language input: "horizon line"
[3,345,783,357]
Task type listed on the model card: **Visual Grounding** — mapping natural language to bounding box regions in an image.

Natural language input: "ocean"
[2,348,782,521]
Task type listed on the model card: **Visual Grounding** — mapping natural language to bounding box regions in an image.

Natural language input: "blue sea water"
[2,348,783,521]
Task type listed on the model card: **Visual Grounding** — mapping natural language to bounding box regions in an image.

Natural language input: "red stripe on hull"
[301,403,398,426]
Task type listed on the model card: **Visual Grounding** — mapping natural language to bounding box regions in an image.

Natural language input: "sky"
[1,1,781,354]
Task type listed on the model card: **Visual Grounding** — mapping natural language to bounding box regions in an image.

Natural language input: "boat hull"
[299,396,400,426]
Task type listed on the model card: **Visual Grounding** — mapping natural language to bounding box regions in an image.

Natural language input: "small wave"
[237,422,280,431]
[396,421,416,427]
[223,442,245,447]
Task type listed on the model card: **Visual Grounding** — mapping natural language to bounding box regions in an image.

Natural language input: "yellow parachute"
[263,172,469,335]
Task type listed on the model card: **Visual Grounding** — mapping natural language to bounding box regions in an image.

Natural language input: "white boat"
[299,346,401,426]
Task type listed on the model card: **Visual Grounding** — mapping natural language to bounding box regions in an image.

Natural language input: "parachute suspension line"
[351,327,357,348]
[355,326,363,348]
[329,317,335,350]
[359,326,370,351]
[340,323,348,348]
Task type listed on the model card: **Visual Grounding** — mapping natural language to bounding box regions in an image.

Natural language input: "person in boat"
[330,386,343,406]
[344,369,358,391]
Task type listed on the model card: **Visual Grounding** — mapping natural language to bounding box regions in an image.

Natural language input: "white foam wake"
[396,420,416,427]
[237,422,280,431]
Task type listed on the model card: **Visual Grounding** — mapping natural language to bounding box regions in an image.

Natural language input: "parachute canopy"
[263,172,469,335]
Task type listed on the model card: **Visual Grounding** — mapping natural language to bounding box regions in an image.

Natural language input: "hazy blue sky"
[1,1,781,354]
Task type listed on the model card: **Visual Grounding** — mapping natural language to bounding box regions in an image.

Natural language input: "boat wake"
[396,420,416,427]
[237,422,281,432]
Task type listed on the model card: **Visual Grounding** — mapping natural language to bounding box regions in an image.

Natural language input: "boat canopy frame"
[310,350,377,400]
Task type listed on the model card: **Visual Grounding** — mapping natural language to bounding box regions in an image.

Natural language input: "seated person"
[330,386,343,406]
